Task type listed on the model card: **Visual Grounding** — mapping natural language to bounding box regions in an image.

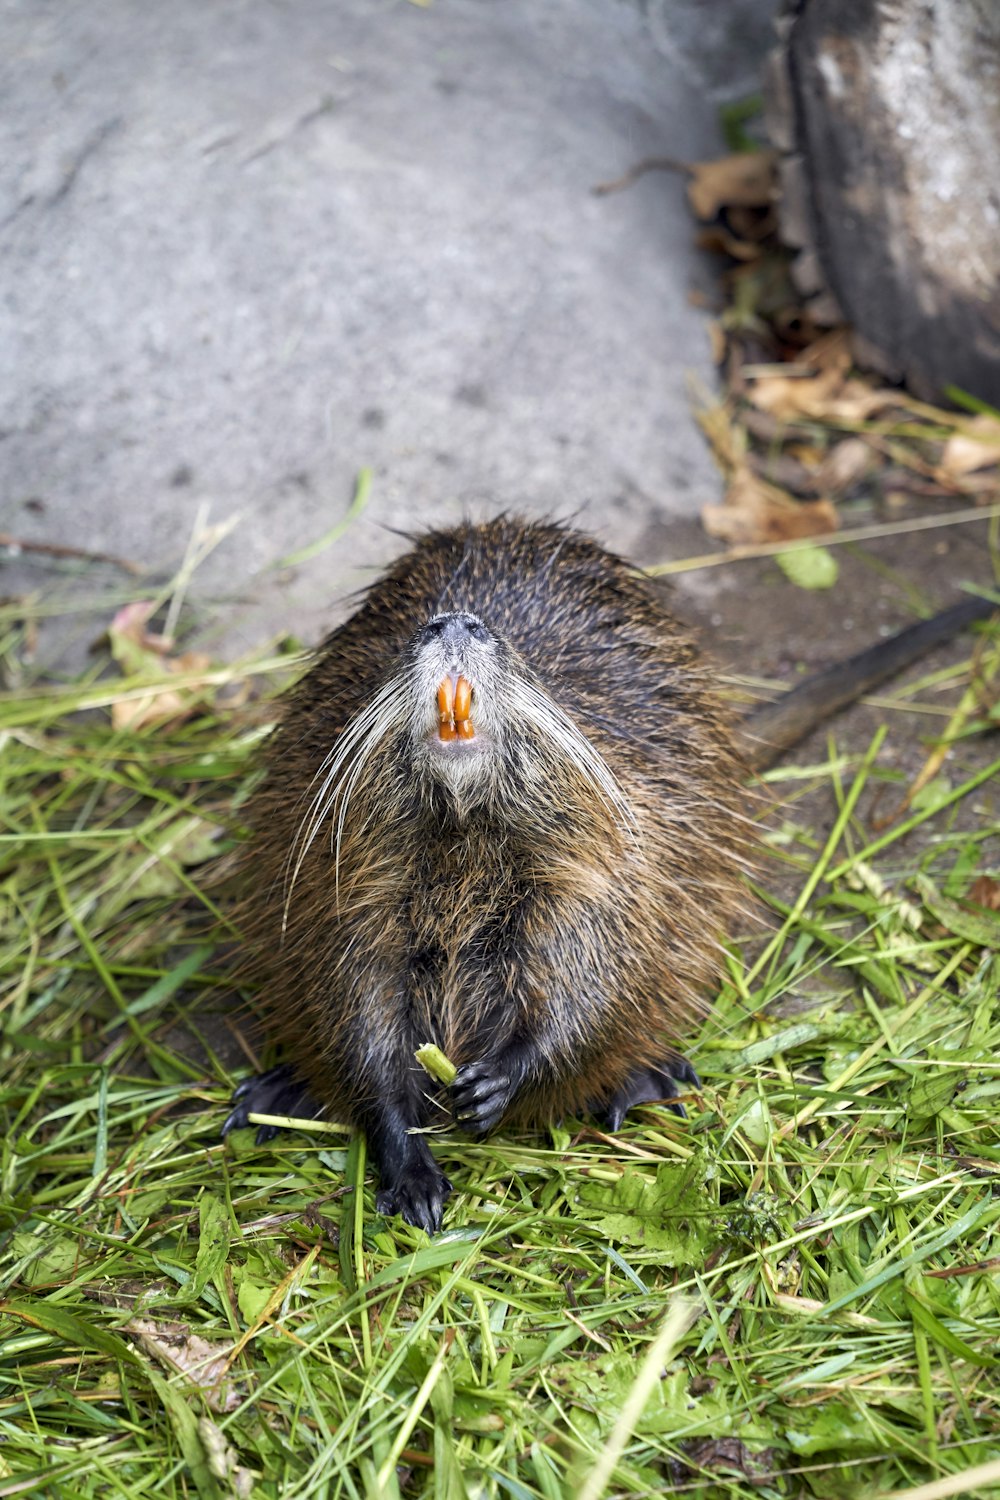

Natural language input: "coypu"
[224,515,994,1231]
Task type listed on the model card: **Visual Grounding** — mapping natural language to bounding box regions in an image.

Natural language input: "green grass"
[1,581,999,1500]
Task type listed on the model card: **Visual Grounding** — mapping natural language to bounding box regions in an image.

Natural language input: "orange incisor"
[437,675,475,741]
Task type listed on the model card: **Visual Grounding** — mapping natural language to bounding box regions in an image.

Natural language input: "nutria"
[224,516,994,1231]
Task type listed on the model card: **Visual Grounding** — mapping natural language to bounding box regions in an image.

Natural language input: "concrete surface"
[2,0,778,661]
[4,0,996,992]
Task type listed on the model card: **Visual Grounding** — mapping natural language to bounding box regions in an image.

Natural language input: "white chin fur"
[419,728,491,791]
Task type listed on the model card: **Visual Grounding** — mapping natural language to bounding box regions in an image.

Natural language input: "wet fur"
[233,518,752,1227]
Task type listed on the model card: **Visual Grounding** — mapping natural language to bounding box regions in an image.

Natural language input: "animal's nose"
[424,613,489,648]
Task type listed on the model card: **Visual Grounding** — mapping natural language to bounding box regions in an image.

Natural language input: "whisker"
[284,675,408,925]
[506,678,638,841]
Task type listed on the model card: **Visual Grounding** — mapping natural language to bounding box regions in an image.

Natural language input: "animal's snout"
[424,613,491,651]
[418,613,493,746]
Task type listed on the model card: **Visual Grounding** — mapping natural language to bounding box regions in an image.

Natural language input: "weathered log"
[766,0,1000,405]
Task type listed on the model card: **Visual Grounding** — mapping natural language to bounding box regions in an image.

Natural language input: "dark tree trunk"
[767,0,1000,405]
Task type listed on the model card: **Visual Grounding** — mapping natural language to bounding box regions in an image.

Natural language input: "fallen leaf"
[916,875,1000,947]
[749,369,894,423]
[775,544,840,590]
[786,442,825,467]
[687,150,777,220]
[695,395,748,473]
[747,334,847,418]
[816,437,873,492]
[968,875,1000,911]
[108,601,215,729]
[111,651,214,732]
[821,379,899,422]
[696,224,761,261]
[108,602,175,674]
[790,328,853,376]
[702,468,839,545]
[199,1417,257,1498]
[128,1318,242,1413]
[743,330,903,425]
[681,1437,776,1482]
[940,415,1000,478]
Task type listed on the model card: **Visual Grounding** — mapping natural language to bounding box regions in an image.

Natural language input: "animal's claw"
[222,1064,321,1144]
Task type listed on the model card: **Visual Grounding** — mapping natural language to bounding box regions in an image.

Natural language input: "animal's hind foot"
[376,1162,453,1235]
[594,1057,700,1134]
[222,1063,322,1145]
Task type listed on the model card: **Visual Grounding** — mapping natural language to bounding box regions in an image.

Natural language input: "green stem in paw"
[414,1043,458,1086]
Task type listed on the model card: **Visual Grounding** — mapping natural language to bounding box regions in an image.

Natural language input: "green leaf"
[916,875,1000,946]
[785,1406,879,1457]
[824,1194,1000,1314]
[904,1287,996,1367]
[738,1021,831,1067]
[236,1278,273,1325]
[0,1300,140,1364]
[577,1160,721,1261]
[189,1193,230,1301]
[911,777,953,813]
[10,1234,81,1288]
[144,1366,225,1500]
[905,1063,961,1118]
[734,1097,772,1148]
[776,545,839,590]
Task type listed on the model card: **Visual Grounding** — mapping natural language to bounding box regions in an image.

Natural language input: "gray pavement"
[2,0,776,658]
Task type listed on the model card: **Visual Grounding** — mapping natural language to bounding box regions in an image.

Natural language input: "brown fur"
[233,517,753,1227]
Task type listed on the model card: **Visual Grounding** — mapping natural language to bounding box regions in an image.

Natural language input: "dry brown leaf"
[968,875,1000,911]
[747,332,850,419]
[702,468,839,545]
[696,224,761,261]
[128,1318,242,1413]
[108,600,216,730]
[687,151,777,220]
[755,370,839,423]
[940,415,1000,478]
[111,694,187,733]
[111,650,214,731]
[749,368,893,424]
[747,370,825,420]
[742,331,895,425]
[821,379,899,422]
[816,437,873,492]
[800,329,854,374]
[952,469,1000,495]
[199,1417,257,1498]
[786,443,825,467]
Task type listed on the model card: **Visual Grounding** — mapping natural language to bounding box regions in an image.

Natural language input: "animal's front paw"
[452,1059,515,1137]
[593,1056,700,1133]
[222,1064,321,1145]
[376,1163,452,1234]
